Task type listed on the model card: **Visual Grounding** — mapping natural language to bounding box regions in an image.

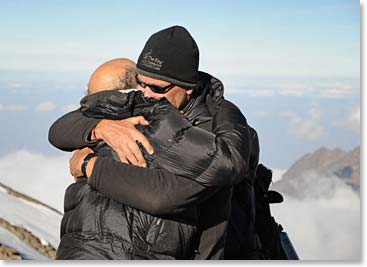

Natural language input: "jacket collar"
[181,72,224,122]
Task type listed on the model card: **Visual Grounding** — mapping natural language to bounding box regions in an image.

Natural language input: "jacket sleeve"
[87,100,250,214]
[48,109,100,151]
[87,157,218,216]
[194,100,251,186]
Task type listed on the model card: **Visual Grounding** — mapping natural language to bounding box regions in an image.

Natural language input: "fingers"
[135,132,154,155]
[127,141,146,167]
[115,149,129,165]
[115,142,147,167]
[126,152,141,167]
[126,116,149,126]
[94,116,152,166]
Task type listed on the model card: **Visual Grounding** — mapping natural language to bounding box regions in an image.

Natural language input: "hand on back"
[94,116,154,167]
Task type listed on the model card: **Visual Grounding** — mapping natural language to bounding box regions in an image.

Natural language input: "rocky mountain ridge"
[272,146,360,198]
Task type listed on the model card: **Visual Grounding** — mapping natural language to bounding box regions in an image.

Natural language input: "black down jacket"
[49,73,251,259]
[56,91,217,260]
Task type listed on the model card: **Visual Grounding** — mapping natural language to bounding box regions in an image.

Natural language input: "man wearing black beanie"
[134,26,202,112]
[49,26,256,260]
[137,26,200,88]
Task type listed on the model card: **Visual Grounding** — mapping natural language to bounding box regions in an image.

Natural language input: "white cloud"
[60,103,79,113]
[35,101,56,112]
[225,87,275,97]
[332,106,360,135]
[249,89,276,97]
[347,107,360,134]
[271,174,360,260]
[317,82,355,98]
[255,111,299,119]
[271,169,286,183]
[278,111,299,119]
[8,82,26,89]
[288,108,326,140]
[0,150,71,212]
[254,109,326,140]
[0,104,26,112]
[277,83,308,97]
[223,80,358,99]
[255,111,272,117]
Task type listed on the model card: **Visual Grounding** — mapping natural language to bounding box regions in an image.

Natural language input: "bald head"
[88,58,137,95]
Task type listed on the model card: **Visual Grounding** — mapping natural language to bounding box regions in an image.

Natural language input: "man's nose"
[142,87,155,98]
[137,84,150,97]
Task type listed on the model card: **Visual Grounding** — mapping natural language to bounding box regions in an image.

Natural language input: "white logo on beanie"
[141,50,164,71]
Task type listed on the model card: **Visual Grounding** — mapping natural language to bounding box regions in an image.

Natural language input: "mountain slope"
[0,225,50,260]
[272,146,360,198]
[269,146,360,260]
[0,183,62,259]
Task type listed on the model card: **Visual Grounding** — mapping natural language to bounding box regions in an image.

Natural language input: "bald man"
[70,57,152,171]
[88,58,137,94]
[83,58,153,166]
[52,59,153,165]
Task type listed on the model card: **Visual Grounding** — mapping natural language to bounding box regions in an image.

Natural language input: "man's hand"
[69,147,94,180]
[93,116,154,167]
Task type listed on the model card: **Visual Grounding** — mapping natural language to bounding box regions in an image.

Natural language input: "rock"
[272,146,360,198]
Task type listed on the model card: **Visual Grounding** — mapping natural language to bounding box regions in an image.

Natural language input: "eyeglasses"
[136,75,175,94]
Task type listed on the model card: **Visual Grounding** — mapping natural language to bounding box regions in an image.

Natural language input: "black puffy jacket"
[49,73,251,260]
[56,91,217,260]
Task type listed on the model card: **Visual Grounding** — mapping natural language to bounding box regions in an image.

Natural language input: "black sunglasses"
[136,75,175,94]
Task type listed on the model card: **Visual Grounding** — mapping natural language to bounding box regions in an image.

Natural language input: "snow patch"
[0,190,61,249]
[40,239,49,246]
[0,227,50,260]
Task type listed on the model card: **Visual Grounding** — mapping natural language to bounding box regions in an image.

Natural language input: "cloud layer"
[224,79,359,99]
[347,107,360,134]
[0,150,71,212]
[256,109,326,141]
[35,101,56,112]
[287,108,325,141]
[271,174,360,260]
[0,104,26,112]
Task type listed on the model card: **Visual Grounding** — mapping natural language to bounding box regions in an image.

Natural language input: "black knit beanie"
[137,26,200,88]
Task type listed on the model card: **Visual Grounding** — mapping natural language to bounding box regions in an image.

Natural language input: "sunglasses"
[136,75,175,94]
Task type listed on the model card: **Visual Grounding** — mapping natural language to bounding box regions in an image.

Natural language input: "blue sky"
[0,0,360,169]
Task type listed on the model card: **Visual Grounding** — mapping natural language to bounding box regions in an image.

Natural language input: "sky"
[0,0,360,169]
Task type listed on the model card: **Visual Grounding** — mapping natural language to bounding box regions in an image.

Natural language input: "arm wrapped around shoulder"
[194,100,251,187]
[48,109,100,151]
